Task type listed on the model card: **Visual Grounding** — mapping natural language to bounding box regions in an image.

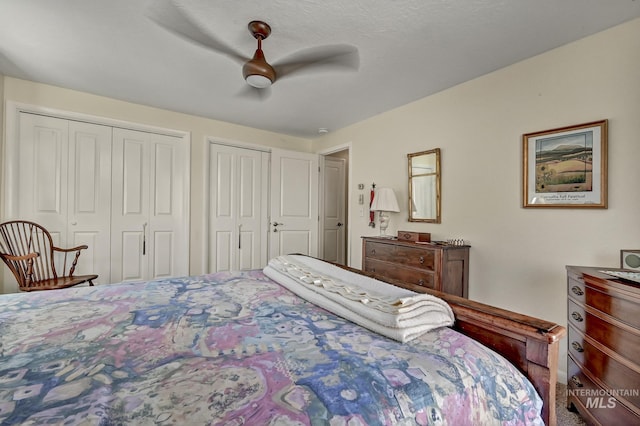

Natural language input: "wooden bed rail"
[333,262,567,426]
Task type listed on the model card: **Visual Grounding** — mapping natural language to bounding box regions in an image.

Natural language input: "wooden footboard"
[336,263,566,426]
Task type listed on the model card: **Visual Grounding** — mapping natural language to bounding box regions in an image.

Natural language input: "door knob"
[337,222,343,227]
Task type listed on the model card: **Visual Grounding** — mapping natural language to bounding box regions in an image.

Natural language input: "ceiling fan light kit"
[242,21,276,88]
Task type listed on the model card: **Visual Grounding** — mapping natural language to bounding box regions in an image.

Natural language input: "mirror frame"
[408,148,441,223]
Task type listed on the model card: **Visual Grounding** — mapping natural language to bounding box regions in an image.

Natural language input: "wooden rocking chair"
[0,220,98,291]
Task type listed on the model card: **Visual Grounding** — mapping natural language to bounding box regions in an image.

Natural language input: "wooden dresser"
[362,236,470,297]
[566,266,640,425]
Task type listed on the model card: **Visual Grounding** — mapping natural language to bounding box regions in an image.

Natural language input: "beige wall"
[0,77,312,276]
[314,17,640,382]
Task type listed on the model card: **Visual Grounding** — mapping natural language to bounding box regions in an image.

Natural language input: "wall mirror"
[408,148,441,223]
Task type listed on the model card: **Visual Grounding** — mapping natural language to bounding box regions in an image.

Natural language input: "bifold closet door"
[111,128,189,282]
[17,113,112,283]
[208,144,268,272]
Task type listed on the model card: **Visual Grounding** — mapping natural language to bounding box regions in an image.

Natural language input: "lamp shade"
[370,187,400,212]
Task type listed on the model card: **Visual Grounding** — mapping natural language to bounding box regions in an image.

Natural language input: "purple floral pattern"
[0,271,543,425]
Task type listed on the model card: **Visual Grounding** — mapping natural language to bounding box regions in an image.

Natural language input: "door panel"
[321,157,346,264]
[269,149,319,258]
[153,144,174,215]
[121,231,144,281]
[67,121,112,282]
[215,231,233,271]
[208,144,267,272]
[111,129,150,282]
[153,231,173,277]
[122,139,146,216]
[238,231,256,270]
[148,133,188,279]
[18,114,68,236]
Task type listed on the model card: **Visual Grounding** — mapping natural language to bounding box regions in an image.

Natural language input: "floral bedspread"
[0,271,543,425]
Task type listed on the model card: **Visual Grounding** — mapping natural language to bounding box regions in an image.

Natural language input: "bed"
[0,255,565,425]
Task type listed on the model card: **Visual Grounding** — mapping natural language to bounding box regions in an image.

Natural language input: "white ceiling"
[1,1,639,139]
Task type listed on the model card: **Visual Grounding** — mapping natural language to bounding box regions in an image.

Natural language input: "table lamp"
[370,187,400,237]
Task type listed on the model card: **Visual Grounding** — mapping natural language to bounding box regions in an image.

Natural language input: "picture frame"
[621,250,640,271]
[522,120,608,208]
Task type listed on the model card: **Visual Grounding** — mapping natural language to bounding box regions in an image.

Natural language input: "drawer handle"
[570,375,584,388]
[419,256,425,264]
[371,249,376,255]
[418,279,425,286]
[572,341,584,353]
[571,286,584,296]
[571,312,584,322]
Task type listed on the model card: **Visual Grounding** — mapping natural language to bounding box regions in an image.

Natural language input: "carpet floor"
[556,382,587,425]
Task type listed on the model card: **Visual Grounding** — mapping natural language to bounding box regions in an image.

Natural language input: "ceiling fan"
[147,1,359,93]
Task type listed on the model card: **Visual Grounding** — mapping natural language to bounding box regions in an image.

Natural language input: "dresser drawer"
[567,273,586,304]
[364,241,395,261]
[567,299,586,333]
[569,301,640,363]
[363,258,436,290]
[567,357,640,425]
[586,285,640,329]
[393,245,435,271]
[568,326,640,409]
[567,325,586,366]
[364,241,435,271]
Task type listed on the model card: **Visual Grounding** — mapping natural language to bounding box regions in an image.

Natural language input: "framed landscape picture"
[522,120,608,208]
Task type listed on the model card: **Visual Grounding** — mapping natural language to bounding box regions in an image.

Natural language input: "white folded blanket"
[263,255,454,343]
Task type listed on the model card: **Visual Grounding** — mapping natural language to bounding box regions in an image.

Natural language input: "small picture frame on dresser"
[620,249,640,270]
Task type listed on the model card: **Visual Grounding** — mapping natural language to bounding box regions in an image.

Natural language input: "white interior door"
[111,128,189,282]
[208,143,268,272]
[321,157,346,264]
[268,149,319,258]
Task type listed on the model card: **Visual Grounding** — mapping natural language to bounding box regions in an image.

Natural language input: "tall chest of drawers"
[566,266,640,425]
[362,236,470,297]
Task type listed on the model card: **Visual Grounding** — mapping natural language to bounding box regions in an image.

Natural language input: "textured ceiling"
[1,0,639,138]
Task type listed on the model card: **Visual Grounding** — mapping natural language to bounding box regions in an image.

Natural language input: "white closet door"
[111,128,188,282]
[111,129,149,282]
[67,121,113,283]
[268,149,319,258]
[17,114,112,282]
[208,144,267,272]
[148,132,189,278]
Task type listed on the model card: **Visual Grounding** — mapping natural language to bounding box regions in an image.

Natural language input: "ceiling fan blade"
[273,44,359,81]
[236,84,272,101]
[146,0,247,63]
